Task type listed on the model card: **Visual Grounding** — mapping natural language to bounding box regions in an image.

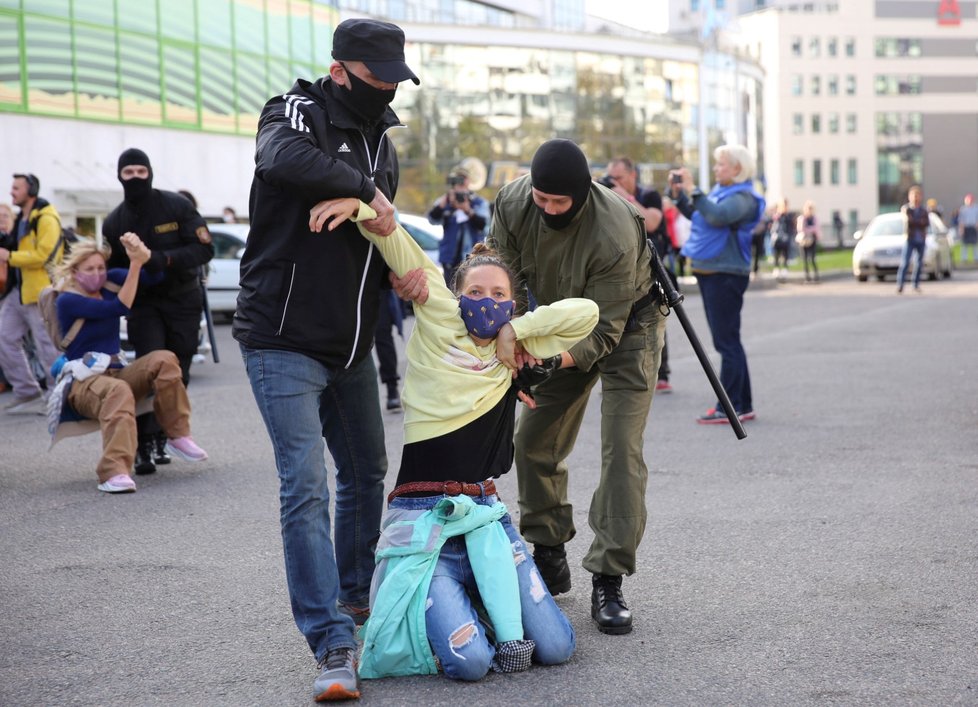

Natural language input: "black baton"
[648,240,746,440]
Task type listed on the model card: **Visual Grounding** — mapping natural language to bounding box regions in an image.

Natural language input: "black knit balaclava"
[530,139,592,230]
[117,147,154,206]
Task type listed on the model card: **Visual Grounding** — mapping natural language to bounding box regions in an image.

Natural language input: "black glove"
[513,355,561,404]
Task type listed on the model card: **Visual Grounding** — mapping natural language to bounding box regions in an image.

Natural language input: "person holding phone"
[426,167,489,286]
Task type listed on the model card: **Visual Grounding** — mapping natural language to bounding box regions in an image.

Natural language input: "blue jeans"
[696,272,753,414]
[389,493,576,681]
[897,236,926,290]
[241,346,387,660]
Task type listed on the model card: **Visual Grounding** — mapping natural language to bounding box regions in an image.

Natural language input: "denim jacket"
[359,495,522,679]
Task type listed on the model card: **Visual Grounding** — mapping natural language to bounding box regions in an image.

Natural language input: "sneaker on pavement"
[5,391,43,413]
[698,408,755,424]
[655,379,673,394]
[165,436,209,462]
[314,647,360,702]
[337,600,370,626]
[97,474,136,494]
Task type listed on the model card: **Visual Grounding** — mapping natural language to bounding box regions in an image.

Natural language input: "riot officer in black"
[103,148,214,475]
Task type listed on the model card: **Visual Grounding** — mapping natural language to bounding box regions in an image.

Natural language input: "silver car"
[852,211,953,282]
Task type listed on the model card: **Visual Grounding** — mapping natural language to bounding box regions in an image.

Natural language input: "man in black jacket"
[103,149,214,472]
[233,18,419,702]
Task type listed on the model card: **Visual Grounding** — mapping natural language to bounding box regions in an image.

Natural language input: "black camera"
[671,173,683,185]
[454,191,468,204]
[598,175,616,189]
[447,175,466,188]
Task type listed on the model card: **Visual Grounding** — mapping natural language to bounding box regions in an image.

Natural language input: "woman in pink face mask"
[48,233,208,494]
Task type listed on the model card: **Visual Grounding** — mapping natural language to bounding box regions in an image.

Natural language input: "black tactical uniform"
[103,148,214,473]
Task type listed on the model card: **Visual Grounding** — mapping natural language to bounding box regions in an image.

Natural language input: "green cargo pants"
[515,304,665,577]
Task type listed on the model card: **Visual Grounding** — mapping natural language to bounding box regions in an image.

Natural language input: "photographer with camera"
[426,167,489,286]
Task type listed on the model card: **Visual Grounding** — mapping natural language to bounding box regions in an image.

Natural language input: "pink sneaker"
[97,474,136,493]
[165,436,209,462]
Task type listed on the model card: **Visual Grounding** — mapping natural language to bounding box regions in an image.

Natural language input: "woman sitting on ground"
[310,198,598,684]
[48,234,207,494]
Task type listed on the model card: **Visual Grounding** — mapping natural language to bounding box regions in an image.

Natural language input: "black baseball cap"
[331,18,420,85]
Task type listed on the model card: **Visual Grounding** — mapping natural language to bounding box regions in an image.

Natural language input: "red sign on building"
[938,0,961,25]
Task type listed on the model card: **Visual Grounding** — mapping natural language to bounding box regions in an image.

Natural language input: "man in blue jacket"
[426,167,489,286]
[232,18,419,702]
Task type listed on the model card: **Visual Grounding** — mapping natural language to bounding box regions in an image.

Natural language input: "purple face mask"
[75,270,107,294]
[459,295,515,340]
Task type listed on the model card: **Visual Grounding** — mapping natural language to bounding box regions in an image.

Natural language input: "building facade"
[1,0,764,230]
[730,1,978,232]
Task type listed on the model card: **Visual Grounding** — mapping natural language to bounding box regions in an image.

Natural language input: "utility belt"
[624,282,663,333]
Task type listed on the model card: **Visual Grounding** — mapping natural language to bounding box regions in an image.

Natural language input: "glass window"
[846,113,856,133]
[74,24,119,120]
[791,74,802,96]
[808,37,820,58]
[200,48,236,131]
[830,159,839,185]
[790,36,801,56]
[811,75,820,96]
[845,37,855,57]
[160,0,195,40]
[24,16,75,115]
[266,0,290,59]
[288,1,313,66]
[119,32,162,123]
[235,52,266,133]
[813,159,822,186]
[235,0,268,57]
[848,209,858,231]
[312,4,335,71]
[198,0,233,49]
[827,75,838,95]
[794,159,804,186]
[74,0,115,26]
[162,42,199,125]
[847,158,857,185]
[845,75,856,95]
[828,112,839,133]
[811,114,821,133]
[827,37,837,57]
[26,0,69,17]
[119,1,158,36]
[793,113,803,134]
[0,13,22,107]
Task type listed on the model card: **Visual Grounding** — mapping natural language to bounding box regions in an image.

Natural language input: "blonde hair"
[714,144,755,184]
[53,238,111,290]
[0,203,13,230]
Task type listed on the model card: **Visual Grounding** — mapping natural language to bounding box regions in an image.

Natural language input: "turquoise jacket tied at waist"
[359,495,523,679]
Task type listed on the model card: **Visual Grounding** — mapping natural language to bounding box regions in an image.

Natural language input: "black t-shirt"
[636,186,669,255]
[396,386,519,488]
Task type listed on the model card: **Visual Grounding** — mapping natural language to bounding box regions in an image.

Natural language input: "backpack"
[38,280,121,353]
[28,210,69,273]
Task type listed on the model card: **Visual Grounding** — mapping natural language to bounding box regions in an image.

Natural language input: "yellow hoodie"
[351,203,598,444]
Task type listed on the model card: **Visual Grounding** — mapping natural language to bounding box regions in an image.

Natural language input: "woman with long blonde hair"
[49,233,207,493]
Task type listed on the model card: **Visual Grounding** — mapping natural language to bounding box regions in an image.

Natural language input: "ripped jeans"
[388,494,576,681]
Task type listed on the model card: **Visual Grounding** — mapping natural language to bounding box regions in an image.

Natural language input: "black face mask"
[340,65,396,122]
[539,201,582,230]
[121,177,152,206]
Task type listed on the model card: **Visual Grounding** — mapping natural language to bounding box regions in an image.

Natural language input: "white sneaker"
[97,474,136,493]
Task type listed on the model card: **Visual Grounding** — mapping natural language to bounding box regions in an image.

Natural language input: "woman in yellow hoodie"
[309,198,598,691]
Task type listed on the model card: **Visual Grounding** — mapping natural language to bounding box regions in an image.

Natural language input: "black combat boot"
[134,437,156,475]
[591,574,632,635]
[386,382,401,411]
[532,543,571,596]
[153,431,171,465]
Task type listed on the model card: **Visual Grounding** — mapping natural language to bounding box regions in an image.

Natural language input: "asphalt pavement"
[2,269,977,706]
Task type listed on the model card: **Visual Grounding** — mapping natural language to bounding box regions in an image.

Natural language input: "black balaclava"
[530,139,592,230]
[117,147,154,206]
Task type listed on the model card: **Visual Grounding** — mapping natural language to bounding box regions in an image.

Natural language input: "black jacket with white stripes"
[234,77,402,369]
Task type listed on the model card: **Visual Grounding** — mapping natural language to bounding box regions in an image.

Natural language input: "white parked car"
[395,212,443,264]
[852,211,953,282]
[205,223,250,317]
